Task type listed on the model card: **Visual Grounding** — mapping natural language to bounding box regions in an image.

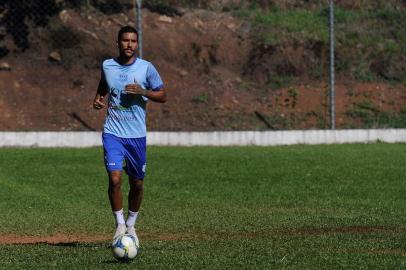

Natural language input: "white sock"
[126,210,139,227]
[113,209,125,225]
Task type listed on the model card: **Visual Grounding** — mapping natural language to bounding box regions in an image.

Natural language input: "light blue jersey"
[101,58,163,138]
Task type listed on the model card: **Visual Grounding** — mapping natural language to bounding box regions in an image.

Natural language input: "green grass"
[345,102,406,128]
[236,6,406,85]
[0,145,405,269]
[254,9,328,44]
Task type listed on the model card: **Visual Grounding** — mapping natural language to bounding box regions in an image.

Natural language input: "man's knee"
[109,171,122,189]
[130,179,144,191]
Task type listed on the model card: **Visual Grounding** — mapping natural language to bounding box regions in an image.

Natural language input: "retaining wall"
[1,129,405,147]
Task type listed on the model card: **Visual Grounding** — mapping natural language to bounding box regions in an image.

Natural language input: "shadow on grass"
[46,242,109,247]
[44,242,143,264]
[102,247,143,264]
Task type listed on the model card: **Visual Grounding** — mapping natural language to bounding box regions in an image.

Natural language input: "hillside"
[0,1,405,131]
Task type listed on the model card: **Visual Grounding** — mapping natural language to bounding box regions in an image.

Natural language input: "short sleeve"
[146,63,164,91]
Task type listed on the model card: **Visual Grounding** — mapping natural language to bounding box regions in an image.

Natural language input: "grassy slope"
[250,7,406,82]
[235,6,406,129]
[0,145,405,269]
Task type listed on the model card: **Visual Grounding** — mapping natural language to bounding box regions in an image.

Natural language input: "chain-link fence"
[0,1,405,131]
[0,1,132,54]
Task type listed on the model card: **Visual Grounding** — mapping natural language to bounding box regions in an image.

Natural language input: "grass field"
[0,144,405,269]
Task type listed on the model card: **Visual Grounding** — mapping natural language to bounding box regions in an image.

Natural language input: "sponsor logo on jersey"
[110,87,118,97]
[119,73,128,82]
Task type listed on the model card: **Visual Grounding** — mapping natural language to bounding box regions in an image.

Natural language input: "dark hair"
[118,26,138,41]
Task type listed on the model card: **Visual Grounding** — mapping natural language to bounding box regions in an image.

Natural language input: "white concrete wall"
[0,129,405,147]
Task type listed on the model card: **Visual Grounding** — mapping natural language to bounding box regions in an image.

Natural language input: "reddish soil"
[0,8,405,131]
[0,232,193,245]
[0,233,110,245]
[2,225,405,245]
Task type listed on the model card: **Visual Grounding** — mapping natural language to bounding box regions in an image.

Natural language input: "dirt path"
[1,225,405,245]
[0,233,111,245]
[0,232,196,245]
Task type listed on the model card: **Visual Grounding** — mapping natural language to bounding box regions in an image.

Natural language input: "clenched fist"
[93,95,106,109]
[124,83,147,96]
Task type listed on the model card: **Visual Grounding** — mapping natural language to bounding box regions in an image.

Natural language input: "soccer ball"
[111,234,138,261]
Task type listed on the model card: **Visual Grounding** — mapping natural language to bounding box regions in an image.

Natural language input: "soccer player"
[92,26,166,246]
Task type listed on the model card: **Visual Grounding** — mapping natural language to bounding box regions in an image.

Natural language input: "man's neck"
[117,55,136,65]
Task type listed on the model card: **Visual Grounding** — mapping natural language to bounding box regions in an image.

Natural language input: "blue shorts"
[102,133,146,180]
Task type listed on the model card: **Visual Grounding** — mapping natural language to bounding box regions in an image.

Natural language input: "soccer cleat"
[113,223,127,240]
[126,226,140,247]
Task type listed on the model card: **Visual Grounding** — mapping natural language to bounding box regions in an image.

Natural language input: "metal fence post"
[136,0,143,59]
[329,0,336,129]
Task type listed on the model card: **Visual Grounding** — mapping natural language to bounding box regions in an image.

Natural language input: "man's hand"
[125,83,147,96]
[93,95,106,109]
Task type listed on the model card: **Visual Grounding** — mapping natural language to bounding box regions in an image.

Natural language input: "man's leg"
[123,136,146,246]
[128,178,144,212]
[108,170,124,212]
[126,178,143,246]
[108,170,126,238]
[103,133,127,238]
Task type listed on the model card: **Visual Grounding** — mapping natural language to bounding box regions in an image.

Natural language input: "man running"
[93,25,166,246]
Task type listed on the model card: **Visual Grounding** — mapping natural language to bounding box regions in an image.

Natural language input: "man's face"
[118,32,138,58]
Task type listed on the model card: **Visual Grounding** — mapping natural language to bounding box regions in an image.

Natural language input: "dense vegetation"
[246,6,406,85]
[1,0,404,84]
[0,0,405,130]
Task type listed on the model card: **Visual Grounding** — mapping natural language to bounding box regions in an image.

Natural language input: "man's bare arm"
[93,79,109,109]
[144,89,166,103]
[125,83,167,103]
